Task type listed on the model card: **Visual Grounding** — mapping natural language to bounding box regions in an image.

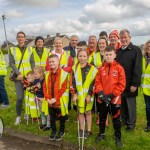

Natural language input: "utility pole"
[2,15,10,58]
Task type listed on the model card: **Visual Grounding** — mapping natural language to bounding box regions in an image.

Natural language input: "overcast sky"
[0,0,150,45]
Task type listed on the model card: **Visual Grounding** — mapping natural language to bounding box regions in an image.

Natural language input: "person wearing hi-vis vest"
[70,49,98,139]
[43,54,69,141]
[45,37,73,118]
[45,37,73,73]
[32,36,50,68]
[141,40,150,132]
[0,49,9,108]
[88,37,109,126]
[23,71,40,122]
[9,31,34,125]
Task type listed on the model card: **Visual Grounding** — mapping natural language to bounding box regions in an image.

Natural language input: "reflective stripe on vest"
[45,69,69,116]
[10,47,32,77]
[73,64,98,108]
[33,47,50,67]
[24,90,40,118]
[141,56,150,96]
[93,52,102,67]
[0,50,7,75]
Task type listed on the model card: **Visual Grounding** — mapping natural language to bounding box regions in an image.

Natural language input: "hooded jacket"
[95,60,126,104]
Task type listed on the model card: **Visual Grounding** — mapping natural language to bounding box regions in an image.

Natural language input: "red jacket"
[94,60,126,104]
[109,42,121,52]
[43,68,68,108]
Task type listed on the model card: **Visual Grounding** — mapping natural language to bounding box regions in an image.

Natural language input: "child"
[94,46,126,147]
[43,54,69,141]
[33,66,51,131]
[71,49,98,139]
[23,71,40,123]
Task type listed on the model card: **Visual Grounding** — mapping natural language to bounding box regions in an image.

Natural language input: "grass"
[0,67,150,150]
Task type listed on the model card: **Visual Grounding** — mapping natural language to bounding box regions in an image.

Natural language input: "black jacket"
[63,45,76,58]
[116,42,142,97]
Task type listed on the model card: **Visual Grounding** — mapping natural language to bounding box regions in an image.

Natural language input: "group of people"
[0,28,150,148]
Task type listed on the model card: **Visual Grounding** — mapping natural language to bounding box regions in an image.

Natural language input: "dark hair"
[105,46,115,52]
[17,31,26,37]
[99,31,108,37]
[48,54,59,59]
[26,71,34,76]
[35,36,44,45]
[96,37,108,52]
[77,41,87,47]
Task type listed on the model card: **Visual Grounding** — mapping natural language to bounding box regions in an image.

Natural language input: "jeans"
[144,95,150,127]
[0,75,9,105]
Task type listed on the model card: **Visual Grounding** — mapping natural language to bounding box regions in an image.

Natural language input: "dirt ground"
[0,135,59,150]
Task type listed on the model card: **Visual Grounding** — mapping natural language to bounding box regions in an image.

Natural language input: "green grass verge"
[0,67,150,150]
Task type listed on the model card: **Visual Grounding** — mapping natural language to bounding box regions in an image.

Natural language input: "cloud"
[79,0,150,23]
[4,0,60,7]
[5,9,24,18]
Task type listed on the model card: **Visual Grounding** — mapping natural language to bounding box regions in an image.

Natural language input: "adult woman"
[88,37,108,69]
[141,40,150,132]
[45,37,73,73]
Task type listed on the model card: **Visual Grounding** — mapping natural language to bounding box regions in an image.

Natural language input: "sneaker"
[40,124,46,130]
[95,133,105,143]
[144,127,150,132]
[78,129,84,138]
[24,114,30,120]
[0,104,10,109]
[43,126,51,131]
[55,131,65,141]
[116,139,123,148]
[85,131,92,139]
[49,131,56,140]
[15,116,21,125]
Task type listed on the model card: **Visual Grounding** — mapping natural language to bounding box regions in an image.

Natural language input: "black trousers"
[49,107,66,133]
[121,97,136,128]
[98,102,121,140]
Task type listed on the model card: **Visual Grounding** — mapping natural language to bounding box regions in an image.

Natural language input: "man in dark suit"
[116,29,142,131]
[63,35,79,58]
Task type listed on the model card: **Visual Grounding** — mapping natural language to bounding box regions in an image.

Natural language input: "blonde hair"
[53,37,63,44]
[143,40,150,56]
[34,66,45,77]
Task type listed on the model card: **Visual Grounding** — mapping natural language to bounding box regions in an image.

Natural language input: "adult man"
[9,31,34,125]
[109,30,121,51]
[63,35,79,58]
[116,29,142,131]
[32,36,50,67]
[87,35,97,56]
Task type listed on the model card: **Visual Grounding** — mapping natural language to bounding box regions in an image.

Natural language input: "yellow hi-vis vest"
[49,51,70,68]
[141,56,150,96]
[25,90,40,118]
[10,47,32,77]
[88,51,102,68]
[44,69,69,116]
[72,64,98,113]
[0,50,7,75]
[32,47,50,67]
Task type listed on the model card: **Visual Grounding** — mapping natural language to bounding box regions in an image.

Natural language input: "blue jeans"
[144,94,150,127]
[0,75,9,105]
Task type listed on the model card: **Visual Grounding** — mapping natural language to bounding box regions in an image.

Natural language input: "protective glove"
[105,94,115,106]
[98,91,106,101]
